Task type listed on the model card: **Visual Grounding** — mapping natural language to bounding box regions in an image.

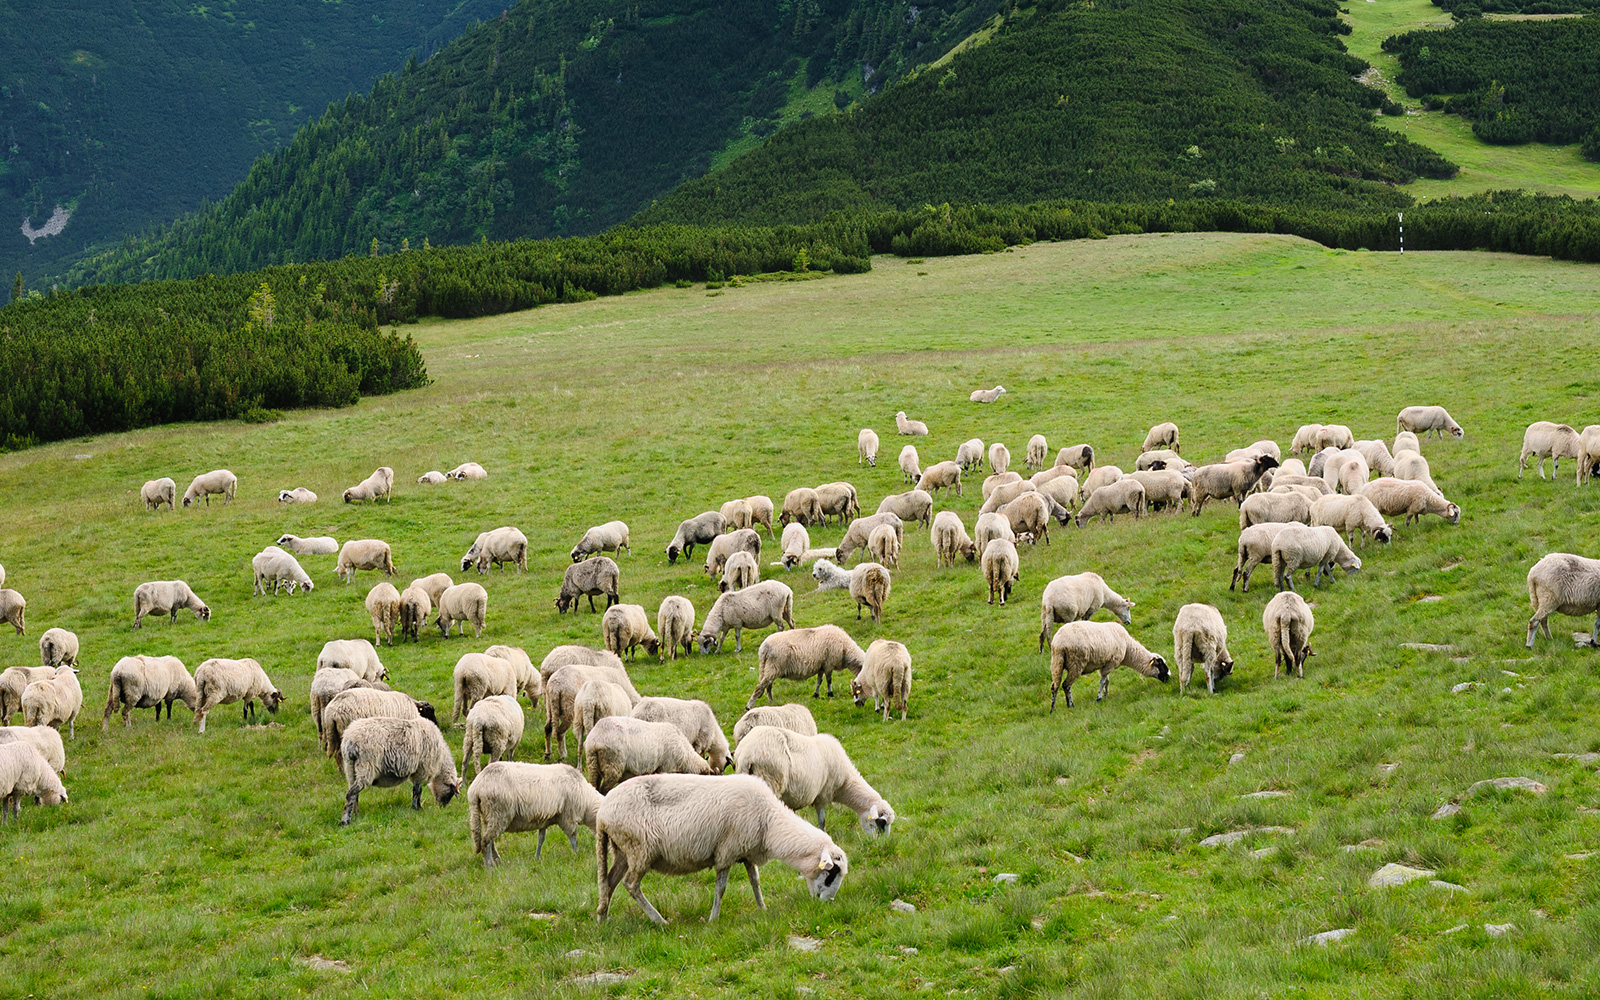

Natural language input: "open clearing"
[4,233,1600,997]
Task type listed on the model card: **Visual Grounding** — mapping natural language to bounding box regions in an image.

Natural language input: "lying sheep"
[1239,491,1312,530]
[631,696,729,771]
[732,703,819,746]
[698,580,795,653]
[132,580,210,628]
[706,528,763,579]
[1361,478,1460,525]
[398,586,431,642]
[193,658,283,733]
[570,521,629,563]
[575,680,633,756]
[868,524,900,568]
[1224,440,1280,464]
[21,666,82,737]
[365,582,401,645]
[1026,434,1048,470]
[602,604,661,661]
[657,596,695,661]
[896,411,929,436]
[316,638,388,682]
[811,558,891,623]
[980,478,1033,514]
[974,511,1015,552]
[556,557,620,613]
[1526,552,1600,648]
[780,489,824,527]
[338,716,460,825]
[437,582,489,638]
[336,539,396,583]
[916,460,963,498]
[584,716,712,793]
[39,628,77,668]
[542,661,641,759]
[0,589,22,634]
[852,639,911,721]
[1271,524,1362,592]
[835,512,903,564]
[876,489,933,529]
[1263,591,1315,678]
[989,442,1011,475]
[309,668,390,743]
[1055,444,1095,473]
[1172,604,1233,695]
[252,547,314,596]
[461,694,524,776]
[1582,426,1600,486]
[668,511,727,562]
[343,466,394,503]
[899,445,923,484]
[1143,422,1180,453]
[465,526,529,574]
[1082,465,1123,497]
[595,773,849,924]
[737,726,895,833]
[814,482,860,525]
[0,743,67,821]
[1393,430,1421,456]
[276,534,339,555]
[718,551,759,593]
[1397,405,1463,440]
[747,625,866,707]
[857,428,879,466]
[1128,469,1188,512]
[1189,455,1279,516]
[720,499,753,531]
[182,469,237,507]
[779,523,811,570]
[982,538,1020,606]
[1520,422,1583,481]
[1230,522,1294,592]
[1039,572,1134,651]
[970,385,1007,403]
[1314,425,1356,451]
[322,688,436,758]
[1290,425,1324,456]
[468,761,602,865]
[0,726,65,773]
[447,462,488,480]
[1000,490,1071,543]
[142,478,176,511]
[102,655,197,728]
[1076,479,1146,526]
[1310,494,1393,548]
[957,438,986,472]
[0,666,52,724]
[277,487,318,503]
[1354,440,1397,478]
[1048,621,1169,710]
[417,471,447,484]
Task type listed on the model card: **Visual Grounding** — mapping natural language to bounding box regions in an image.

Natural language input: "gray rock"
[1199,826,1295,847]
[571,972,631,986]
[1581,807,1600,816]
[1302,928,1356,946]
[1240,790,1291,799]
[565,950,591,959]
[993,873,1020,884]
[788,936,823,952]
[890,899,917,913]
[297,956,350,973]
[1451,682,1479,694]
[1368,863,1436,888]
[1402,643,1457,653]
[1432,803,1461,819]
[1553,753,1600,765]
[1418,595,1443,603]
[1439,924,1467,935]
[1430,880,1467,892]
[1466,776,1547,797]
[900,946,920,955]
[527,912,558,921]
[1564,851,1595,860]
[1378,763,1399,773]
[1229,752,1246,765]
[1485,923,1517,938]
[1054,776,1071,785]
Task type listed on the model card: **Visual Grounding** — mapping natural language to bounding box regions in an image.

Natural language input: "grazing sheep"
[668,511,726,562]
[1361,478,1460,526]
[868,524,900,568]
[39,628,78,668]
[876,489,933,529]
[970,385,1008,403]
[1135,449,1189,473]
[542,661,641,759]
[602,604,662,661]
[719,551,760,594]
[698,580,795,653]
[1032,463,1081,490]
[102,655,197,729]
[252,547,315,596]
[0,743,67,821]
[1354,440,1397,478]
[1520,422,1583,481]
[1263,591,1315,678]
[21,666,83,737]
[450,651,532,724]
[858,428,879,466]
[811,558,891,623]
[481,646,542,709]
[343,466,394,504]
[575,680,634,756]
[461,694,525,776]
[1310,494,1393,547]
[1082,465,1123,496]
[747,625,866,708]
[1581,426,1600,486]
[956,438,986,472]
[1076,479,1147,526]
[732,704,819,746]
[814,482,860,525]
[141,478,176,511]
[1172,604,1233,695]
[778,523,811,570]
[338,716,460,825]
[983,471,1024,499]
[1273,483,1326,504]
[982,538,1020,606]
[182,469,237,507]
[989,442,1011,476]
[1397,405,1463,440]
[1224,440,1280,464]
[193,658,283,733]
[468,761,602,866]
[1239,491,1312,530]
[916,460,964,498]
[1189,455,1280,515]
[447,462,488,480]
[538,645,625,684]
[899,445,923,484]
[656,596,696,661]
[720,499,753,532]
[1327,450,1371,495]
[1128,469,1189,512]
[931,511,978,567]
[132,580,210,628]
[1039,572,1134,651]
[1277,458,1308,477]
[631,697,729,771]
[835,512,904,563]
[555,557,620,614]
[1271,524,1362,592]
[0,726,65,773]
[974,511,1016,552]
[435,582,489,638]
[896,411,929,436]
[570,521,629,563]
[417,471,447,484]
[1290,425,1324,456]
[322,688,435,758]
[744,496,776,536]
[1526,553,1600,648]
[980,478,1034,514]
[595,773,848,924]
[0,589,24,634]
[584,716,713,793]
[1271,474,1333,496]
[1393,430,1421,456]
[706,528,763,580]
[1000,490,1071,543]
[1048,621,1169,710]
[277,487,318,503]
[0,667,52,724]
[276,534,339,555]
[737,726,895,832]
[1026,434,1048,470]
[1034,474,1080,516]
[365,582,402,645]
[335,540,396,583]
[309,668,390,743]
[852,639,911,721]
[1142,423,1180,453]
[1230,522,1294,592]
[402,575,449,610]
[1314,425,1356,451]
[316,638,388,682]
[780,489,824,527]
[1055,444,1095,473]
[398,586,432,642]
[464,526,530,574]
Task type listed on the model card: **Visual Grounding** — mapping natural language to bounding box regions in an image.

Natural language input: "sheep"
[780,489,824,527]
[1224,440,1280,464]
[895,411,929,436]
[980,478,1034,514]
[657,596,695,661]
[335,539,396,583]
[555,557,620,613]
[1397,405,1463,440]
[736,726,895,834]
[1311,494,1394,548]
[665,512,724,563]
[835,512,904,563]
[705,528,763,580]
[852,639,911,721]
[0,726,65,773]
[1273,483,1326,504]
[437,582,489,638]
[542,661,641,759]
[1076,479,1147,526]
[461,694,525,776]
[464,526,530,573]
[1239,491,1312,530]
[956,438,986,472]
[0,589,24,635]
[1055,444,1095,472]
[193,658,283,733]
[0,667,52,724]
[1026,434,1048,470]
[398,586,431,642]
[338,716,460,825]
[595,773,848,924]
[1277,458,1308,477]
[1189,455,1280,515]
[1036,474,1081,514]
[1048,621,1170,710]
[1526,553,1600,648]
[720,499,753,531]
[575,680,634,755]
[1082,465,1123,496]
[1314,425,1356,451]
[982,472,1023,500]
[277,487,318,504]
[1519,421,1583,481]
[1353,440,1397,478]
[447,462,489,480]
[602,604,662,661]
[316,638,388,682]
[779,523,811,570]
[21,666,83,737]
[1290,425,1324,456]
[322,688,436,758]
[1135,449,1190,473]
[747,625,867,708]
[1361,478,1460,526]
[309,668,390,743]
[182,469,237,507]
[276,534,338,555]
[970,385,1007,403]
[732,704,818,746]
[1271,474,1333,496]
[1393,430,1421,456]
[1000,490,1070,543]
[142,478,176,511]
[468,761,602,866]
[744,496,776,536]
[974,511,1015,552]
[0,743,67,821]
[1228,522,1293,592]
[409,573,454,608]
[449,651,531,724]
[1257,592,1315,681]
[1032,464,1081,489]
[39,628,78,667]
[868,524,900,568]
[1582,427,1600,486]
[899,445,923,484]
[1172,604,1233,696]
[538,645,626,684]
[343,466,394,503]
[876,489,933,529]
[102,655,198,729]
[1128,469,1189,512]
[1271,524,1362,592]
[1143,422,1180,453]
[989,441,1011,476]
[719,550,760,593]
[359,581,401,645]
[570,521,629,563]
[132,580,210,628]
[1039,572,1134,651]
[698,580,795,653]
[811,558,891,623]
[814,482,860,525]
[1307,446,1341,480]
[631,697,729,771]
[252,547,315,596]
[417,471,447,484]
[584,716,713,793]
[916,460,964,498]
[982,538,1020,606]
[857,428,879,466]
[1328,451,1371,495]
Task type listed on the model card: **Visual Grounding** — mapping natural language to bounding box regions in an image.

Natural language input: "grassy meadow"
[5,233,1600,997]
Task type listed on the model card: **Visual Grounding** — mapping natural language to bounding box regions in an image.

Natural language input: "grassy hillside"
[4,234,1600,996]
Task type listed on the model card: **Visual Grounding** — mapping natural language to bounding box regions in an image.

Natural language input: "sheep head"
[194,604,212,622]
[262,689,284,713]
[863,800,895,836]
[806,847,849,901]
[1148,654,1170,682]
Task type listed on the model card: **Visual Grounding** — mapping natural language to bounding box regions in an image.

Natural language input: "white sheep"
[1076,479,1146,526]
[852,639,911,721]
[464,526,530,573]
[1397,405,1463,440]
[1000,490,1071,543]
[857,428,879,466]
[1172,603,1233,695]
[876,489,933,529]
[1127,469,1187,512]
[1361,478,1460,526]
[1025,434,1048,470]
[447,462,489,480]
[1263,591,1315,678]
[1310,494,1393,548]
[1055,444,1095,472]
[1082,465,1123,496]
[974,511,1015,552]
[895,410,929,436]
[584,716,713,793]
[321,688,436,758]
[980,477,1031,512]
[0,743,67,821]
[570,521,629,563]
[867,524,900,569]
[437,582,489,638]
[1314,424,1356,451]
[970,385,1007,403]
[1238,491,1312,530]
[916,460,963,498]
[252,546,315,596]
[0,667,54,723]
[193,658,283,733]
[410,572,454,607]
[1393,430,1421,456]
[365,581,401,645]
[182,469,237,507]
[316,638,388,682]
[705,527,763,579]
[102,655,197,728]
[1290,425,1324,456]
[1520,422,1583,481]
[575,680,634,755]
[732,703,818,746]
[555,557,620,613]
[956,438,986,472]
[811,558,891,623]
[698,580,795,653]
[989,441,1011,475]
[1230,522,1293,592]
[1526,553,1600,647]
[132,580,210,628]
[814,482,860,525]
[744,496,776,536]
[1032,464,1081,491]
[462,694,525,776]
[720,551,760,593]
[602,603,662,660]
[451,651,540,724]
[338,716,460,824]
[1189,455,1279,514]
[899,444,923,484]
[468,761,602,865]
[778,522,811,570]
[931,510,978,567]
[275,533,339,555]
[21,666,83,737]
[541,661,640,759]
[1353,440,1397,478]
[277,487,318,503]
[1142,422,1180,453]
[1048,621,1169,710]
[780,489,823,528]
[1224,440,1280,464]
[1581,426,1600,486]
[1274,473,1332,496]
[343,466,395,503]
[1330,450,1372,495]
[142,478,176,511]
[1274,483,1326,504]
[982,537,1020,606]
[1277,458,1308,477]
[417,470,447,484]
[0,725,65,773]
[335,539,397,583]
[1136,449,1188,473]
[1271,525,1362,592]
[736,726,895,833]
[309,668,390,743]
[631,696,730,771]
[1039,572,1134,651]
[747,625,867,708]
[0,589,23,635]
[398,585,431,642]
[720,499,753,531]
[657,596,696,661]
[833,512,902,564]
[38,628,77,667]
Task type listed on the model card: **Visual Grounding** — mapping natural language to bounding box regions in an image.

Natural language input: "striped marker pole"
[1398,212,1404,254]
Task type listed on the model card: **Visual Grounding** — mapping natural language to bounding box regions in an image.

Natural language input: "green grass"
[1342,0,1600,200]
[5,233,1600,997]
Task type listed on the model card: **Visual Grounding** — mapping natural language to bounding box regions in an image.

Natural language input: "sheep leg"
[1526,616,1542,648]
[1097,669,1111,702]
[624,873,668,925]
[341,788,360,825]
[536,829,547,859]
[743,861,765,909]
[733,628,743,654]
[1591,612,1600,648]
[815,805,827,830]
[709,868,731,921]
[412,782,424,810]
[1207,660,1216,696]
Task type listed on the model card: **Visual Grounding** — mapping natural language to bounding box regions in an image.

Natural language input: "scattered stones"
[1402,643,1457,653]
[1250,847,1275,858]
[1341,841,1382,853]
[1553,753,1600,765]
[1064,851,1085,864]
[789,936,823,952]
[565,949,591,959]
[1564,851,1595,860]
[1368,863,1436,888]
[1440,562,1461,572]
[993,873,1020,884]
[570,972,631,986]
[1452,657,1472,665]
[1417,595,1443,603]
[1485,923,1517,938]
[1240,790,1291,799]
[1573,633,1599,649]
[1229,752,1246,765]
[1465,776,1548,797]
[999,965,1017,974]
[1430,880,1467,893]
[1199,826,1295,847]
[900,945,920,955]
[796,988,817,997]
[1302,928,1356,946]
[1440,924,1467,935]
[1432,803,1461,820]
[297,956,350,972]
[1379,763,1399,773]
[1054,776,1071,785]
[890,899,917,914]
[1501,669,1521,678]
[1451,682,1479,694]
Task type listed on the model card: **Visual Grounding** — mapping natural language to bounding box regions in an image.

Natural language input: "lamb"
[1127,469,1188,512]
[1290,425,1324,456]
[21,666,83,737]
[309,668,390,743]
[989,441,1011,475]
[1048,621,1169,710]
[1314,425,1356,451]
[1238,491,1312,530]
[778,522,812,570]
[852,639,911,721]
[1270,474,1332,496]
[1393,430,1421,456]
[1582,426,1600,486]
[555,556,620,613]
[780,489,824,527]
[193,658,283,733]
[338,716,460,825]
[102,655,198,728]
[132,580,210,628]
[0,589,23,634]
[657,596,696,661]
[141,477,176,511]
[1026,434,1049,470]
[930,511,978,567]
[461,694,525,776]
[316,638,388,682]
[720,498,753,531]
[1361,478,1460,525]
[697,580,795,653]
[1076,479,1146,526]
[1142,422,1180,453]
[1136,449,1189,473]
[1354,440,1397,478]
[1230,522,1294,592]
[744,496,776,536]
[322,688,436,758]
[277,487,318,503]
[335,539,396,583]
[417,471,447,484]
[876,489,933,529]
[1520,422,1583,481]
[447,462,489,480]
[747,625,867,707]
[0,667,54,723]
[970,385,1007,403]
[1172,604,1233,696]
[343,466,394,503]
[0,743,67,821]
[857,428,879,466]
[1526,552,1600,648]
[0,726,65,773]
[899,444,923,484]
[1310,494,1393,548]
[916,460,964,498]
[575,680,634,755]
[868,524,900,568]
[980,478,1034,514]
[542,661,641,759]
[182,469,237,507]
[982,538,1020,606]
[276,533,339,555]
[1039,572,1134,651]
[1189,455,1280,515]
[814,482,860,525]
[38,628,77,667]
[1224,440,1280,464]
[584,716,713,793]
[999,490,1071,543]
[364,581,401,645]
[1082,465,1123,497]
[732,703,819,746]
[464,526,529,573]
[252,547,314,596]
[437,582,489,637]
[1055,444,1095,472]
[570,521,629,563]
[811,558,891,623]
[956,438,986,472]
[668,511,727,561]
[631,697,729,771]
[705,528,763,579]
[1263,591,1315,678]
[398,585,431,642]
[602,603,662,660]
[835,512,903,563]
[468,761,602,866]
[410,572,454,607]
[895,411,929,436]
[737,726,895,835]
[595,773,848,924]
[1397,405,1463,440]
[1271,524,1362,592]
[973,511,1015,552]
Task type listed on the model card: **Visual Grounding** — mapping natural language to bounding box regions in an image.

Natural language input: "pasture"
[4,232,1600,998]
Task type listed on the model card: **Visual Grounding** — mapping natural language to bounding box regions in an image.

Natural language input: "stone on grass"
[298,956,350,972]
[1451,682,1479,694]
[1485,923,1517,937]
[1553,753,1600,765]
[788,936,823,952]
[1564,851,1595,860]
[1439,924,1467,935]
[1432,803,1461,820]
[565,949,591,959]
[1402,643,1456,653]
[1229,752,1245,765]
[994,873,1020,884]
[900,945,920,955]
[571,972,630,986]
[1368,863,1436,888]
[1465,777,1547,798]
[1302,928,1356,946]
[1240,790,1291,799]
[890,899,917,914]
[1199,826,1294,848]
[1430,880,1467,893]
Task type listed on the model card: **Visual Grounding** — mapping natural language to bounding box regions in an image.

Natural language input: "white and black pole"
[1398,212,1404,254]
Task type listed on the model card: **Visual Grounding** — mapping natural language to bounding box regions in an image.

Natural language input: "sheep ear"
[819,850,834,870]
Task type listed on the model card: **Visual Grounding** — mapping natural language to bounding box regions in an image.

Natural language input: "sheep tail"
[469,793,483,854]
